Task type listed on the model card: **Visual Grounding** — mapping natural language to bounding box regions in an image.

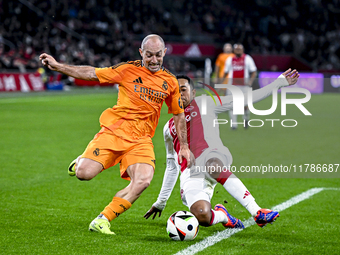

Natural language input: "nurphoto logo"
[201,84,312,128]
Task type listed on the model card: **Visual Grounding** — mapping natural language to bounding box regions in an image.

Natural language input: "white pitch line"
[174,187,339,255]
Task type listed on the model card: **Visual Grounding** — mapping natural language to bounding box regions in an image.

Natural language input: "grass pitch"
[0,88,339,255]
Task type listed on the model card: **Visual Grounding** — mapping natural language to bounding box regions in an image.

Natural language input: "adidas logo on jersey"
[133,77,143,84]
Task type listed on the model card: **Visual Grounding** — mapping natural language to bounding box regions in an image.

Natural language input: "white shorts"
[180,146,233,209]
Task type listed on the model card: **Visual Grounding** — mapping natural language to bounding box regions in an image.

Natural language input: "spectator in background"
[223,43,257,130]
[213,43,235,84]
[0,0,339,73]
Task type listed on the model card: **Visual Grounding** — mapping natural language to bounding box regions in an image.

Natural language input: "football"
[166,211,199,241]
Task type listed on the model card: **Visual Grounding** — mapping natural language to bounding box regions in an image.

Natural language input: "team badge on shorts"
[93,148,100,156]
[162,81,168,91]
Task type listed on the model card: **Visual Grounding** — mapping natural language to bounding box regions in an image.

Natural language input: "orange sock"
[101,197,132,221]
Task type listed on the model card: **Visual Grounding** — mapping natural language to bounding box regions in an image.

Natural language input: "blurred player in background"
[213,43,235,84]
[145,70,299,228]
[39,34,193,235]
[223,43,257,129]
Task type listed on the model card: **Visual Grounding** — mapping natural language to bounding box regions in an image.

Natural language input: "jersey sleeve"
[224,57,232,74]
[214,74,289,114]
[95,66,123,84]
[153,123,180,210]
[165,78,184,115]
[214,95,234,113]
[246,55,257,73]
[215,54,222,67]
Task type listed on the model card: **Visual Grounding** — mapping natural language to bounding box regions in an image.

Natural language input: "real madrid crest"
[162,81,168,91]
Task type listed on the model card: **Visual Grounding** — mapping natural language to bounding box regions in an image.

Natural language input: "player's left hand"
[283,68,300,85]
[144,206,162,220]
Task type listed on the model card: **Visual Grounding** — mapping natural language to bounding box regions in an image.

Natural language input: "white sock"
[245,200,261,217]
[222,174,261,217]
[210,210,228,225]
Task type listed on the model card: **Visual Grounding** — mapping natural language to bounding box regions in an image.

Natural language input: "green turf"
[0,88,339,255]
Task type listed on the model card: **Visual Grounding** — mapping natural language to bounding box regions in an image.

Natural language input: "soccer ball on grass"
[166,211,199,241]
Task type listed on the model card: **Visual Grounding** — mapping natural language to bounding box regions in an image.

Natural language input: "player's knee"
[133,177,152,194]
[140,178,152,190]
[75,165,95,180]
[135,171,153,190]
[190,204,211,226]
[76,169,92,180]
[75,160,103,180]
[127,164,154,197]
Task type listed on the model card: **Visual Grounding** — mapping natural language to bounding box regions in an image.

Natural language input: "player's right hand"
[144,206,162,220]
[282,68,299,85]
[178,145,195,168]
[39,53,59,71]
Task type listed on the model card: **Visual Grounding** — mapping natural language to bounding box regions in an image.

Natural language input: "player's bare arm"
[283,68,299,85]
[221,71,229,84]
[39,53,99,81]
[172,113,195,167]
[213,65,220,83]
[248,71,257,86]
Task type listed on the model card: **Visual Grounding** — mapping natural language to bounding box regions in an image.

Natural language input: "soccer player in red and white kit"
[145,70,299,229]
[223,43,257,129]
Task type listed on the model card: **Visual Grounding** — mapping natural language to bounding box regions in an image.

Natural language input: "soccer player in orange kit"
[39,34,193,235]
[214,43,235,84]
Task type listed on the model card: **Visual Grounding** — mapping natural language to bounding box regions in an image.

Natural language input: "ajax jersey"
[165,96,228,171]
[164,74,289,171]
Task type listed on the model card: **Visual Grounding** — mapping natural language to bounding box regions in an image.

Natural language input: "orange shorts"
[81,127,155,180]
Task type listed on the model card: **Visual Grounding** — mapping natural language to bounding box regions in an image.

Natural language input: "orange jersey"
[215,53,235,78]
[95,60,184,142]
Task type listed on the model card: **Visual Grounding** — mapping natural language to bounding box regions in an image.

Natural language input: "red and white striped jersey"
[165,95,232,172]
[224,54,257,85]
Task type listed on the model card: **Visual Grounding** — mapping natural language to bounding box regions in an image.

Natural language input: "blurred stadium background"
[0,0,340,92]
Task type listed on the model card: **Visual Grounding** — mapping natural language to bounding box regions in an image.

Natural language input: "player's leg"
[206,154,279,227]
[226,89,238,129]
[229,111,238,129]
[207,156,261,215]
[184,189,244,228]
[115,163,154,202]
[75,158,103,180]
[242,86,250,128]
[180,169,213,227]
[89,163,153,234]
[189,200,212,226]
[68,127,111,180]
[243,106,250,129]
[181,167,243,228]
[113,140,156,203]
[90,140,155,234]
[68,156,103,180]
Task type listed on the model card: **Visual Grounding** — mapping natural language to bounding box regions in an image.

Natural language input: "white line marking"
[174,187,339,255]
